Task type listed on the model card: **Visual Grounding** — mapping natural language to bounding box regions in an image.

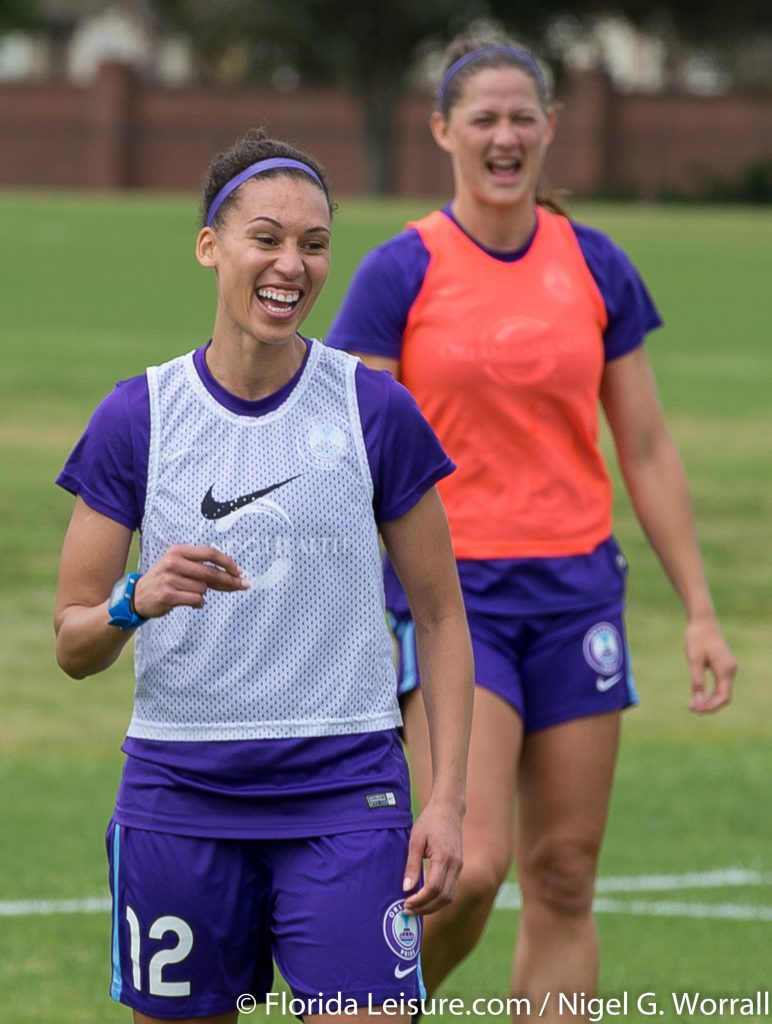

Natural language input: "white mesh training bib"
[128,342,400,741]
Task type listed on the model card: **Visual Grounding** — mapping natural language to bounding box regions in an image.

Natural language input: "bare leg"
[403,686,523,995]
[512,712,621,1024]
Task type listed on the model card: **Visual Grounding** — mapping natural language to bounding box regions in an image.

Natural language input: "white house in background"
[0,4,766,94]
[550,14,730,95]
[0,0,192,84]
[67,3,192,83]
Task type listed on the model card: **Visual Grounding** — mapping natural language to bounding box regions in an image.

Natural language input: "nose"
[492,118,519,148]
[273,242,304,279]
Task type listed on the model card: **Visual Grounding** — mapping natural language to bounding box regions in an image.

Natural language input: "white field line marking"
[494,868,769,915]
[594,898,772,921]
[0,896,111,918]
[2,868,770,921]
[595,867,765,893]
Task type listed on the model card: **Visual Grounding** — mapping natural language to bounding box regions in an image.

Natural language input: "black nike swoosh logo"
[201,475,301,520]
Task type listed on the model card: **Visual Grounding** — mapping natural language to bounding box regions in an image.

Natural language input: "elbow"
[56,645,89,680]
[54,609,94,679]
[55,622,101,680]
[619,419,677,471]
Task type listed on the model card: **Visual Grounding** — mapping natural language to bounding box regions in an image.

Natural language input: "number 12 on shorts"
[124,905,194,996]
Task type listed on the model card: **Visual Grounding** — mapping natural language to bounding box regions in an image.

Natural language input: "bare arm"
[601,347,737,712]
[55,497,249,679]
[380,488,474,914]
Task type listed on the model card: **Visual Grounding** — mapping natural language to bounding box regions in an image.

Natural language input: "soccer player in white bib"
[55,129,473,1024]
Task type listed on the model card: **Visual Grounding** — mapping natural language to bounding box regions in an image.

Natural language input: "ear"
[430,111,454,155]
[196,226,218,269]
[544,106,558,147]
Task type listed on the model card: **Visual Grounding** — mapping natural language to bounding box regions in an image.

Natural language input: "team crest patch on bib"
[383,900,421,961]
[582,622,623,675]
[302,421,348,468]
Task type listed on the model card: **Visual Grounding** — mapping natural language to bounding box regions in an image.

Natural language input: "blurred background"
[1,4,771,1022]
[1,0,771,201]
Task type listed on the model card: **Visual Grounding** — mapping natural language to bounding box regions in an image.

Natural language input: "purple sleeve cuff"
[56,375,150,530]
[571,222,664,361]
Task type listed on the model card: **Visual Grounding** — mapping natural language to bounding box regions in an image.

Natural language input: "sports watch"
[107,572,147,630]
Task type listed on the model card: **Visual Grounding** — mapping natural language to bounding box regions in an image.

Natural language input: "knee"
[455,847,511,915]
[519,835,599,918]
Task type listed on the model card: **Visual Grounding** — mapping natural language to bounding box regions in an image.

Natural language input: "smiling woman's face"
[197,173,332,348]
[432,65,556,212]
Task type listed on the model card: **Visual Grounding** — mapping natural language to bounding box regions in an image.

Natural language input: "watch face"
[109,577,128,608]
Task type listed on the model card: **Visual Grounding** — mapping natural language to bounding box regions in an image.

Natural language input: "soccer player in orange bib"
[327,34,737,1022]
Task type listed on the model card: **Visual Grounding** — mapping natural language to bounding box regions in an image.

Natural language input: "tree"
[0,0,40,32]
[150,0,772,192]
[150,0,552,193]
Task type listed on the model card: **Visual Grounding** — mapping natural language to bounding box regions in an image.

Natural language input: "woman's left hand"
[685,614,738,713]
[401,798,464,916]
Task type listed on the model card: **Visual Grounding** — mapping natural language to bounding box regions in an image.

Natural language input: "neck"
[450,196,538,252]
[205,332,306,401]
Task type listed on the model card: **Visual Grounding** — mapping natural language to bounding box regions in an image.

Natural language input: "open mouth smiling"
[256,287,302,315]
[488,156,523,178]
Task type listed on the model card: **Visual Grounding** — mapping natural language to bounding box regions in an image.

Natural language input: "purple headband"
[437,45,545,112]
[205,157,324,226]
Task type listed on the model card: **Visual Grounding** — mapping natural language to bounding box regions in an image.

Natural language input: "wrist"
[107,572,148,631]
[426,789,467,820]
[130,575,145,619]
[685,604,717,625]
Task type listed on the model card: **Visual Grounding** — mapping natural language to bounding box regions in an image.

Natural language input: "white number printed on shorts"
[125,905,194,996]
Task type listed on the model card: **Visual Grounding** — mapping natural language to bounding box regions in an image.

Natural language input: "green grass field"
[1,189,770,1023]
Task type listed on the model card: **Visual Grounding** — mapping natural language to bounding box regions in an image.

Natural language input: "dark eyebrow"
[246,216,283,228]
[246,216,331,235]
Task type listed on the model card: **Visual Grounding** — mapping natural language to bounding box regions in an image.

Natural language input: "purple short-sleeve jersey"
[326,207,663,363]
[57,339,453,530]
[56,340,454,839]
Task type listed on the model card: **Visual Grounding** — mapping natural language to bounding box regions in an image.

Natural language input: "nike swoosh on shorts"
[394,963,418,979]
[596,672,623,692]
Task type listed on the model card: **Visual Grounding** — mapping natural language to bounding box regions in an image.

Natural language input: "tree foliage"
[0,0,40,32]
[149,0,772,192]
[152,0,506,191]
[606,0,772,40]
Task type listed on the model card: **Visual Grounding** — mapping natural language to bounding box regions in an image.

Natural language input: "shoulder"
[568,220,663,357]
[354,360,421,418]
[90,373,149,428]
[568,220,639,273]
[326,228,432,358]
[568,219,609,247]
[56,372,150,530]
[353,226,431,286]
[374,225,431,260]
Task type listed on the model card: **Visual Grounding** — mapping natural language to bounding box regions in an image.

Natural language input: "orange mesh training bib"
[402,208,612,559]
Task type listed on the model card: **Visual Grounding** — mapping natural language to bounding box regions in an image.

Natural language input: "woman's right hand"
[55,498,249,678]
[133,545,249,619]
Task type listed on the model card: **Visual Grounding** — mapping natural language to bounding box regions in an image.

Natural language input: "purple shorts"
[107,821,424,1018]
[390,601,638,734]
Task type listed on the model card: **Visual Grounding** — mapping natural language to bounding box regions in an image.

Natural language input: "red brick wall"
[1,62,770,199]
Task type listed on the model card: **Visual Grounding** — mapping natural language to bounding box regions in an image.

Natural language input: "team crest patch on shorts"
[383,900,421,961]
[582,622,623,675]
